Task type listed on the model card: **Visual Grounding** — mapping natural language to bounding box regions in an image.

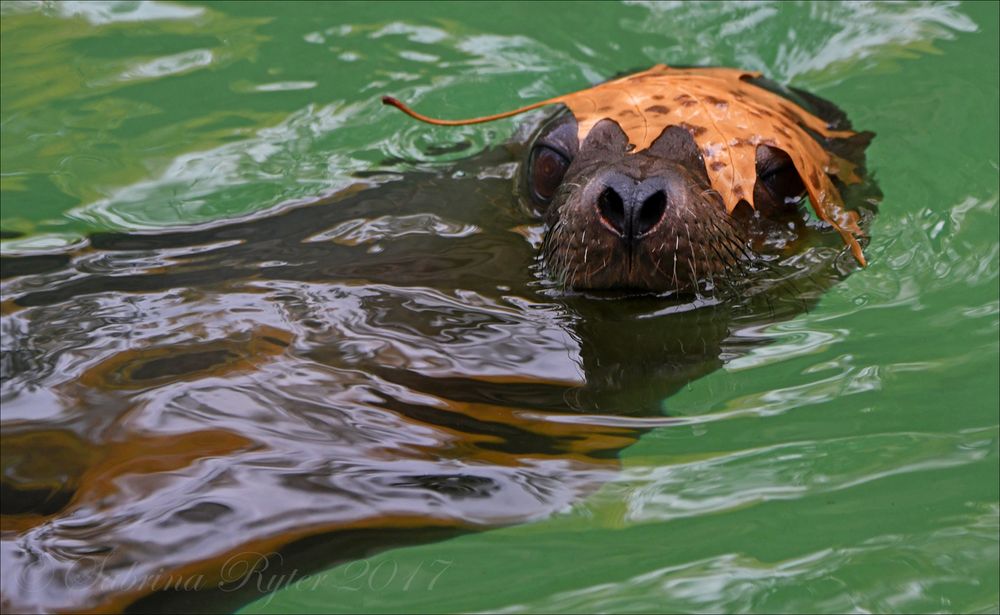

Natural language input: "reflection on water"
[1,139,865,611]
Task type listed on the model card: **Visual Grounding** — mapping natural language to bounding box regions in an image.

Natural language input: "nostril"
[597,187,626,235]
[637,190,666,236]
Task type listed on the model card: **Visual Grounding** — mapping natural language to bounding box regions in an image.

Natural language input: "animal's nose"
[595,175,668,243]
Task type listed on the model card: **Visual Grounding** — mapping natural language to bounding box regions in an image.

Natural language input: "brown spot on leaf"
[704,95,728,109]
[678,122,707,137]
[782,108,801,124]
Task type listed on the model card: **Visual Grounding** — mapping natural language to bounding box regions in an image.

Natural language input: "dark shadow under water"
[0,147,870,613]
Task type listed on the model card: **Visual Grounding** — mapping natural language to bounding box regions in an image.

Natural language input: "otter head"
[521,112,806,294]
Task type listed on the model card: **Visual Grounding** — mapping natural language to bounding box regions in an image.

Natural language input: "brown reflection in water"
[1,428,255,530]
[0,148,869,613]
[77,326,292,390]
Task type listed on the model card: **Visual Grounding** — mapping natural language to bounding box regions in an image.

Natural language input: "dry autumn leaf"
[383,64,869,266]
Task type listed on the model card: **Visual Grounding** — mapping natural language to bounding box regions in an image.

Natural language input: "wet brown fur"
[524,82,872,295]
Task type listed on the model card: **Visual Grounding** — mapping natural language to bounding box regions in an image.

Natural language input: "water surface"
[1,1,997,613]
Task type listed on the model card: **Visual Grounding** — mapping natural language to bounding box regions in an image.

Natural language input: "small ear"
[826,130,875,172]
[648,125,708,182]
[580,118,630,153]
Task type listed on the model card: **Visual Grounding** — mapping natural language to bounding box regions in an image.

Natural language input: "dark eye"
[759,160,804,202]
[529,146,570,203]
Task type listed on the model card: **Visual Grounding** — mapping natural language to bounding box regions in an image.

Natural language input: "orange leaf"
[384,64,868,265]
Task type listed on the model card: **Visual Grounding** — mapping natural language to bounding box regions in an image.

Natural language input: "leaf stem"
[381,95,557,126]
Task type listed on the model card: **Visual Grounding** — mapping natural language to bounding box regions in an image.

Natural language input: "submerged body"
[0,73,875,612]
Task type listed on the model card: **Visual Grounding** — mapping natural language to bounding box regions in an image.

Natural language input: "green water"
[2,1,998,613]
